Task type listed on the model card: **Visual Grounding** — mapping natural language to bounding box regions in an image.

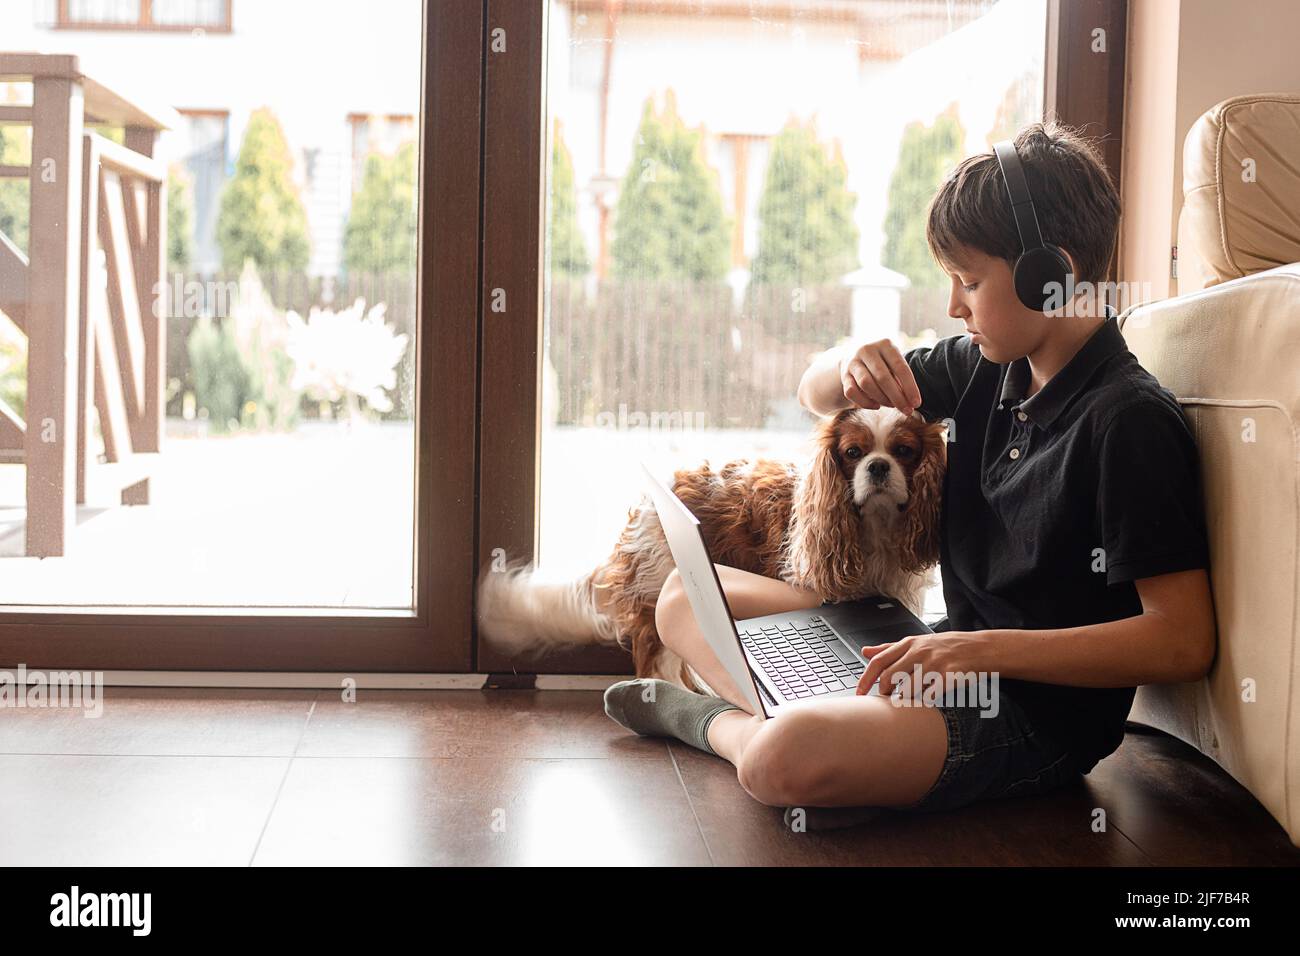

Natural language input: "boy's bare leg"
[599,565,819,758]
[705,696,947,808]
[655,564,948,809]
[653,563,823,713]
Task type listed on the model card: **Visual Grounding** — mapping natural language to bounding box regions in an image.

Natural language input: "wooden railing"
[0,53,177,556]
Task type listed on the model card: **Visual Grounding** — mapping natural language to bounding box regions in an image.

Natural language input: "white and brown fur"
[477,407,947,693]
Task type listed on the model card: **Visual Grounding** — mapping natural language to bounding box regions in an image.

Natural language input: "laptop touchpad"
[842,621,934,649]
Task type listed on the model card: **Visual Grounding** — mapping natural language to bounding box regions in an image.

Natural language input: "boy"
[601,122,1215,820]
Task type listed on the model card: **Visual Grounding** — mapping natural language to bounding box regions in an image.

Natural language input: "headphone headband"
[993,139,1046,254]
[991,138,1074,312]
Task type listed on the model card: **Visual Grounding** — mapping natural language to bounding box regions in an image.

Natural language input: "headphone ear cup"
[1013,245,1073,311]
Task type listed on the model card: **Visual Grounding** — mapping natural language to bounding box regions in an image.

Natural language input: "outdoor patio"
[0,419,415,609]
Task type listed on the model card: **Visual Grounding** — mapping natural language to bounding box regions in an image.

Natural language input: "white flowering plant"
[284,297,409,423]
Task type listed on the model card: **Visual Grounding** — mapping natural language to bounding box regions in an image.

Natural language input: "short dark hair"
[925,121,1121,286]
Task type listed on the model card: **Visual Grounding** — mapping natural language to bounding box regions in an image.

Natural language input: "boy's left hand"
[855,631,996,699]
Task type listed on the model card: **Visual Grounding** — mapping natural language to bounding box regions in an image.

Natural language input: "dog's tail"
[476,561,620,659]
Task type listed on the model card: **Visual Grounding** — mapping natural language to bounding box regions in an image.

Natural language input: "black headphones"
[993,139,1073,311]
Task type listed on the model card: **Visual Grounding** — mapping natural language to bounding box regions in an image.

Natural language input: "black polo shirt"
[904,309,1211,774]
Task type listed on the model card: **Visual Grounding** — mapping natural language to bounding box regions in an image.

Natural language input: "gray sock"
[603,678,741,756]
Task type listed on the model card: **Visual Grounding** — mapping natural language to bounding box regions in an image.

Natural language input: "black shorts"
[897,686,1083,813]
[887,614,1083,813]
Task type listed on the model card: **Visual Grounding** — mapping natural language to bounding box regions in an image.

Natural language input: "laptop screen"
[640,461,768,717]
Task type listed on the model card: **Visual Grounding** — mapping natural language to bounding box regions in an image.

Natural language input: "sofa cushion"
[1180,93,1300,290]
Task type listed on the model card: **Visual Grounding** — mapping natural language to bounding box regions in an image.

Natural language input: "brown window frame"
[54,0,234,34]
[1046,0,1128,282]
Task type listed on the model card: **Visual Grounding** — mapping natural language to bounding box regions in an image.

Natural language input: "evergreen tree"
[548,128,589,276]
[882,108,965,289]
[343,141,418,276]
[609,90,730,281]
[167,164,194,274]
[186,314,249,433]
[750,119,860,285]
[988,70,1040,146]
[216,108,310,273]
[0,128,25,414]
[0,126,30,256]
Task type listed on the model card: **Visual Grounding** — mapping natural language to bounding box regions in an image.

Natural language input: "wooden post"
[76,134,99,506]
[26,72,84,556]
[125,125,165,465]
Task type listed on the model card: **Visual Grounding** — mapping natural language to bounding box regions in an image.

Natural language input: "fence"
[900,286,963,339]
[167,269,417,421]
[545,278,852,430]
[165,270,963,428]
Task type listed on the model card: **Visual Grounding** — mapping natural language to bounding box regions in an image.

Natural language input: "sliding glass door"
[0,0,480,671]
[477,0,1126,674]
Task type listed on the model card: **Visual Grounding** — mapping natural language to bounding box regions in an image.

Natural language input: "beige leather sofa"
[1119,93,1300,846]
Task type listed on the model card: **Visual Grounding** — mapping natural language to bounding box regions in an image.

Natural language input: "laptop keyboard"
[738,615,867,700]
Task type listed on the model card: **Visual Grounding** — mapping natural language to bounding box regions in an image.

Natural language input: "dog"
[476,406,947,692]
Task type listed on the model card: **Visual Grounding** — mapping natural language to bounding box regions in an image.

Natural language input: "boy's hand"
[855,631,993,700]
[838,339,923,417]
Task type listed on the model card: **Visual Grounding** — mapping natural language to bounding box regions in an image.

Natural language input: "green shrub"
[187,313,300,435]
[241,320,300,431]
[187,315,249,433]
[0,126,30,257]
[0,325,26,420]
[168,165,195,274]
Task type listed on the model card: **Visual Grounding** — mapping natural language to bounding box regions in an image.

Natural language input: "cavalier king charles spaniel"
[478,406,947,692]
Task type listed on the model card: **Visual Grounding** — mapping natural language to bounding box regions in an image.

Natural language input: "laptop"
[641,461,935,717]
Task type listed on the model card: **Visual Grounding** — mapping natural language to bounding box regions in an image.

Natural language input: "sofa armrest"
[1120,263,1300,846]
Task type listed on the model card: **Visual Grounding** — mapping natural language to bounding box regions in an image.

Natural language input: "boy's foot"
[603,677,740,756]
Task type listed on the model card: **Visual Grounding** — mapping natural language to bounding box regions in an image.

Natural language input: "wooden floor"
[1,687,1296,866]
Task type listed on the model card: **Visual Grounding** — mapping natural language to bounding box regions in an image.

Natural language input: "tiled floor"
[1,688,1297,866]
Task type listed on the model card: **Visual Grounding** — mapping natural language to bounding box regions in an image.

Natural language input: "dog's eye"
[892,445,916,459]
[843,446,863,461]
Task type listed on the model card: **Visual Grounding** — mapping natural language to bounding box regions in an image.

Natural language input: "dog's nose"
[866,459,891,480]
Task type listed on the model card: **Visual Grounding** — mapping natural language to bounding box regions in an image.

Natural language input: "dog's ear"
[784,411,866,601]
[899,420,947,573]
